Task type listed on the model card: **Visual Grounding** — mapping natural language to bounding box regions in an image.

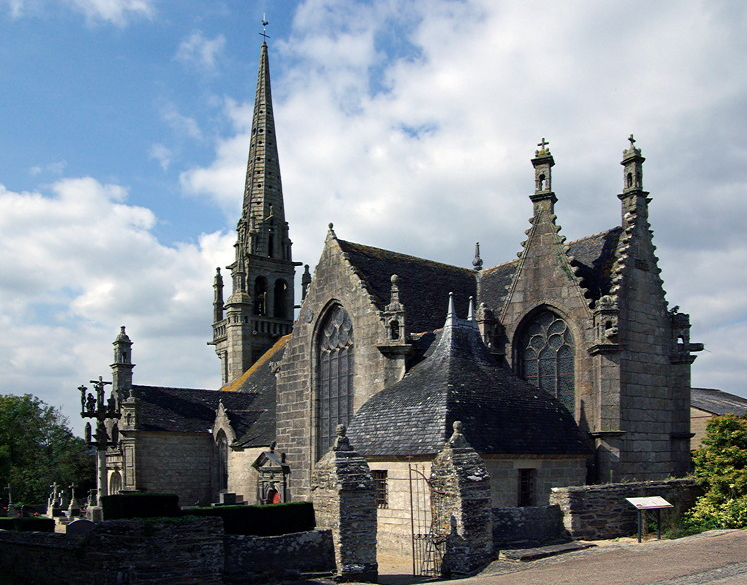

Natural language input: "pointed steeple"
[239,40,288,261]
[210,37,296,386]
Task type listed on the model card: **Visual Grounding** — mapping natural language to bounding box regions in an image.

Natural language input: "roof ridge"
[338,239,475,274]
[566,226,622,247]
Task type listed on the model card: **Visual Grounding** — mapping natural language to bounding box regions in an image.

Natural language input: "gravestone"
[67,519,97,535]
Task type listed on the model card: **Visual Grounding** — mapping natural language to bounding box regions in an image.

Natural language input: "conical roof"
[347,296,590,457]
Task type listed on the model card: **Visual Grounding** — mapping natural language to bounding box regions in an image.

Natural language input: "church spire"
[210,33,296,386]
[239,39,287,260]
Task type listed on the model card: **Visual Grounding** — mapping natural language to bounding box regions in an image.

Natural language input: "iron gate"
[408,461,446,577]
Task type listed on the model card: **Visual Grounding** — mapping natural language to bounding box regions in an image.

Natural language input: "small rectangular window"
[518,468,536,507]
[373,470,388,509]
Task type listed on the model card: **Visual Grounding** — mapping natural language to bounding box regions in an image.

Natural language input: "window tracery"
[519,310,575,412]
[316,306,354,460]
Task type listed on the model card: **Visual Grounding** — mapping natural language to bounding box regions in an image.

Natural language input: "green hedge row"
[186,501,316,536]
[0,517,56,532]
[101,493,180,520]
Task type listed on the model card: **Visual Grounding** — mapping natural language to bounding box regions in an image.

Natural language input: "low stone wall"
[224,529,336,583]
[0,517,224,584]
[492,505,567,549]
[550,478,702,540]
[0,518,336,584]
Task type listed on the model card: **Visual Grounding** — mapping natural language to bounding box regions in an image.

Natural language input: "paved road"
[451,530,747,585]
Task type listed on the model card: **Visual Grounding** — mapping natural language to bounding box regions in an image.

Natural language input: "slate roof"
[129,385,260,434]
[337,239,477,334]
[479,227,623,312]
[347,303,591,458]
[691,388,747,416]
[127,337,286,446]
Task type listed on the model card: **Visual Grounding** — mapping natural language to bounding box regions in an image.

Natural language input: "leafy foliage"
[688,413,747,529]
[0,394,94,505]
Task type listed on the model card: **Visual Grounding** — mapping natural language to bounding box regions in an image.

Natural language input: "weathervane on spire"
[260,14,270,41]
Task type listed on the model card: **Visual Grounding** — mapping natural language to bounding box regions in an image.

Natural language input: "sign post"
[625,496,673,542]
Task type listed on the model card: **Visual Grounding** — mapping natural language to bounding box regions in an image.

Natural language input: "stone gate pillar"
[311,424,378,583]
[430,421,493,577]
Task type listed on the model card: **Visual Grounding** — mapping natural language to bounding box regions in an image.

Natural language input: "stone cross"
[537,137,549,150]
[628,134,636,148]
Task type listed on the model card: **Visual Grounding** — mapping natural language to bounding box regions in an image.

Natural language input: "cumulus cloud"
[149,143,172,171]
[2,0,154,25]
[175,30,226,73]
[0,179,233,425]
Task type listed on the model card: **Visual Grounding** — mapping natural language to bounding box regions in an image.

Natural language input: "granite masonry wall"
[492,505,567,548]
[0,517,336,584]
[549,478,702,540]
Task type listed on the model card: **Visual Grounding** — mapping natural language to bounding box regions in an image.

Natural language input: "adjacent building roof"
[347,298,591,458]
[126,336,287,447]
[691,387,747,416]
[337,239,477,334]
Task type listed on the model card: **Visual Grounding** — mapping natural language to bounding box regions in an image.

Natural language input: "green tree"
[0,394,94,505]
[688,413,747,529]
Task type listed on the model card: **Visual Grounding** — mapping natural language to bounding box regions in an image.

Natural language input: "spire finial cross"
[537,137,549,150]
[260,15,270,41]
[628,134,636,148]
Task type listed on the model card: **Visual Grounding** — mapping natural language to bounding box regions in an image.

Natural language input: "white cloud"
[68,0,154,26]
[0,179,233,425]
[175,30,226,73]
[161,106,202,140]
[149,143,172,171]
[2,0,155,25]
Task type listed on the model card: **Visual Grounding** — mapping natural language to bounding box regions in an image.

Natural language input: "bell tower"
[209,37,297,386]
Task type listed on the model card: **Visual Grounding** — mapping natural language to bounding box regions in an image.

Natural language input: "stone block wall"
[0,518,338,584]
[228,445,264,504]
[224,529,336,582]
[0,517,224,584]
[484,456,587,507]
[550,478,702,540]
[492,505,566,548]
[133,431,216,505]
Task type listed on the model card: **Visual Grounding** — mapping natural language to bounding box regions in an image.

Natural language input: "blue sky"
[1,0,746,430]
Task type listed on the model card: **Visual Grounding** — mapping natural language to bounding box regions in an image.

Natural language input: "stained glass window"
[519,310,575,412]
[317,306,354,460]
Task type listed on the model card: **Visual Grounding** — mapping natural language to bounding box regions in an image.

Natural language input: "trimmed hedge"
[0,517,55,532]
[101,493,180,520]
[186,501,315,536]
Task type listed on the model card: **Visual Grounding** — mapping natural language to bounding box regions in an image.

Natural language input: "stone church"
[99,40,703,553]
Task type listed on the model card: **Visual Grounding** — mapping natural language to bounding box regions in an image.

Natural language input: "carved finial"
[472,242,483,271]
[301,264,312,300]
[270,440,277,452]
[327,222,336,239]
[467,296,475,321]
[332,423,352,451]
[447,420,468,447]
[446,292,455,321]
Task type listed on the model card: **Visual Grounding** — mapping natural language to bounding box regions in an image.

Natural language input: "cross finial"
[260,15,270,41]
[538,137,549,150]
[628,134,636,148]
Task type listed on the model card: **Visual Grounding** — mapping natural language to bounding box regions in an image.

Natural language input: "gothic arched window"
[254,277,268,316]
[519,310,575,412]
[216,430,229,492]
[316,306,354,460]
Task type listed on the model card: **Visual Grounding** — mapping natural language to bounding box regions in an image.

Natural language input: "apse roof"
[347,297,591,458]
